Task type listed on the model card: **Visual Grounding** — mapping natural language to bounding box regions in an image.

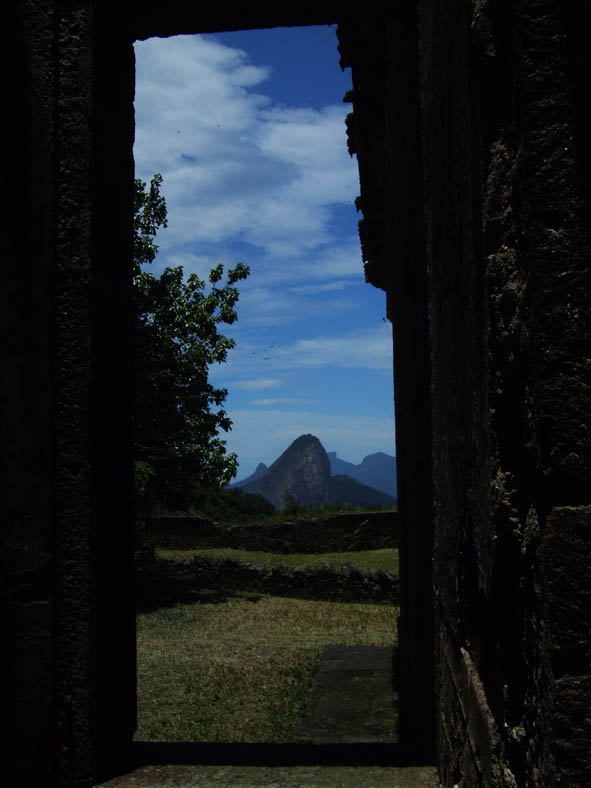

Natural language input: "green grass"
[136,593,398,743]
[157,547,399,575]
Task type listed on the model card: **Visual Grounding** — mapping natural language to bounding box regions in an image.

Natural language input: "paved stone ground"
[95,645,438,787]
[95,762,439,787]
[294,645,397,744]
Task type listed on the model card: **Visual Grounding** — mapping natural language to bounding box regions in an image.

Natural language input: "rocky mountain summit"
[236,434,396,510]
[259,434,331,510]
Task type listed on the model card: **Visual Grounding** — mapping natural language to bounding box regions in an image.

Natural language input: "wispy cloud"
[274,329,392,372]
[287,280,353,295]
[250,397,312,406]
[231,378,283,390]
[229,283,360,328]
[134,34,358,287]
[213,323,393,385]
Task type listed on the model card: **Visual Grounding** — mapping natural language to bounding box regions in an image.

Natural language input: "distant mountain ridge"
[327,451,397,499]
[234,435,397,510]
[232,462,268,489]
[329,475,396,508]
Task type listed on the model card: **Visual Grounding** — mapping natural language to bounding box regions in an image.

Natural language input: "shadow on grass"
[136,572,263,612]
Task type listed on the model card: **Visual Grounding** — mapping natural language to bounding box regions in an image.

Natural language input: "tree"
[133,173,249,516]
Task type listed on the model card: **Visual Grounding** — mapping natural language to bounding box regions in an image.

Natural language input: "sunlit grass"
[136,593,398,742]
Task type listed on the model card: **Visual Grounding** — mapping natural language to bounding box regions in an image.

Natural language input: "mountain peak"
[235,436,397,507]
[262,434,330,509]
[289,433,322,449]
[231,461,268,488]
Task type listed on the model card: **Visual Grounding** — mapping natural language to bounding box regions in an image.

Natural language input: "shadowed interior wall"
[3,2,56,779]
[420,1,590,784]
[2,2,590,786]
[338,8,435,763]
[344,1,590,785]
[3,2,136,782]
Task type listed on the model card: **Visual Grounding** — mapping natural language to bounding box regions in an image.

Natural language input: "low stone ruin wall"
[149,510,399,553]
[145,554,399,604]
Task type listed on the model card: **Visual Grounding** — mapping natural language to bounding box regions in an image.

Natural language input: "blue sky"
[134,26,395,480]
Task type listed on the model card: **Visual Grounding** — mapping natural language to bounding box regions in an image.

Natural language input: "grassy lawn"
[136,593,398,743]
[157,547,399,576]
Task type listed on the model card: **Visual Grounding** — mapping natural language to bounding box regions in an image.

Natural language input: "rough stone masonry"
[3,2,590,785]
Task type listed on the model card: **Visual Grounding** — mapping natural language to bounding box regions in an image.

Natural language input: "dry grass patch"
[136,593,397,743]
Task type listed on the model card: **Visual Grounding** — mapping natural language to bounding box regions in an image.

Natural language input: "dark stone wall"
[89,2,137,775]
[150,511,398,552]
[2,2,56,780]
[140,554,399,606]
[422,1,590,784]
[3,1,590,785]
[338,7,435,764]
[417,0,495,783]
[130,1,343,40]
[3,2,136,785]
[346,1,590,785]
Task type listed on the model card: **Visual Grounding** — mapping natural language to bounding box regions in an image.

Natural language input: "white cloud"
[287,280,353,295]
[258,104,357,200]
[134,35,271,166]
[278,330,392,371]
[229,282,360,328]
[133,34,358,278]
[250,397,312,406]
[231,378,283,390]
[156,255,365,331]
[214,323,393,384]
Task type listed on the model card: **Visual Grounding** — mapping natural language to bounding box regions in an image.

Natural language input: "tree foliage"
[134,174,249,515]
[198,487,276,524]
